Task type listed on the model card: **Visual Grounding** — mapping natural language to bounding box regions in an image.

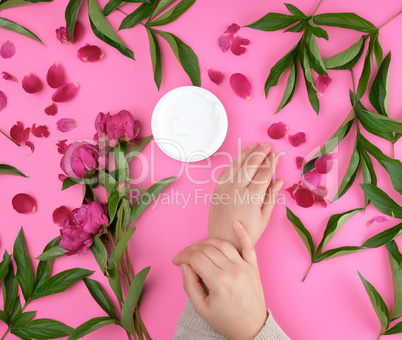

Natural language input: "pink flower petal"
[77,44,104,62]
[55,21,84,44]
[57,139,69,154]
[45,102,58,116]
[286,183,298,199]
[58,173,67,182]
[31,124,50,138]
[294,187,315,208]
[12,193,37,214]
[230,73,252,100]
[52,206,70,226]
[57,118,77,132]
[224,23,240,35]
[295,156,304,171]
[22,73,42,94]
[303,169,322,189]
[52,83,79,102]
[10,121,30,144]
[313,193,328,208]
[1,41,15,59]
[267,122,287,139]
[218,35,232,52]
[46,62,65,88]
[316,75,332,95]
[25,141,35,154]
[0,91,7,111]
[315,154,333,174]
[207,67,224,85]
[2,71,18,82]
[230,35,250,56]
[366,215,389,228]
[288,132,306,147]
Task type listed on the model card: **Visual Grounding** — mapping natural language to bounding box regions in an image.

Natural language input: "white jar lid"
[151,86,228,162]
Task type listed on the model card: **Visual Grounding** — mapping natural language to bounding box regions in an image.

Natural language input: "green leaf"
[121,267,150,335]
[314,246,363,262]
[67,317,116,340]
[12,311,36,328]
[31,268,93,300]
[264,44,299,97]
[309,25,329,40]
[131,176,176,223]
[108,191,122,223]
[36,245,67,261]
[0,0,31,11]
[332,143,360,202]
[358,144,377,207]
[62,177,81,190]
[356,109,395,141]
[9,295,21,323]
[275,59,298,113]
[360,184,402,218]
[99,170,117,194]
[107,262,123,303]
[150,0,176,19]
[83,279,117,319]
[119,1,154,29]
[324,36,366,70]
[34,237,60,289]
[113,144,129,182]
[3,255,17,316]
[0,310,7,324]
[246,12,300,31]
[384,322,402,335]
[284,3,306,18]
[373,35,383,67]
[359,133,402,195]
[316,209,362,255]
[112,228,136,267]
[65,0,82,43]
[386,241,402,321]
[305,28,327,75]
[286,207,315,261]
[300,47,319,114]
[0,17,42,44]
[88,0,134,59]
[0,164,27,177]
[12,319,72,339]
[155,30,200,86]
[0,251,11,282]
[369,51,391,117]
[356,34,375,101]
[127,135,153,161]
[313,13,377,33]
[13,228,34,301]
[358,272,389,333]
[91,236,108,274]
[285,19,308,33]
[146,27,163,89]
[148,0,195,26]
[103,0,122,15]
[362,223,402,249]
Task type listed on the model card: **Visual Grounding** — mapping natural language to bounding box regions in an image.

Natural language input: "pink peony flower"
[230,73,252,100]
[2,72,18,82]
[58,201,109,255]
[12,193,37,214]
[22,73,42,94]
[0,91,7,111]
[77,44,104,62]
[1,41,15,59]
[56,118,78,132]
[47,62,65,88]
[218,23,250,56]
[56,21,83,44]
[315,75,332,95]
[95,110,140,147]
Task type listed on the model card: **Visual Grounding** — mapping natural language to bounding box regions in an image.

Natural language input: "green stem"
[350,69,356,105]
[311,0,324,16]
[125,330,133,340]
[138,312,151,340]
[0,129,20,147]
[378,10,402,29]
[376,332,382,340]
[0,326,10,340]
[302,263,313,282]
[392,142,395,158]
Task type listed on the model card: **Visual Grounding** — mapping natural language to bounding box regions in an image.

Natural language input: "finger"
[197,238,242,263]
[218,143,259,184]
[261,179,284,223]
[240,143,272,186]
[232,220,257,265]
[248,153,278,194]
[180,264,208,315]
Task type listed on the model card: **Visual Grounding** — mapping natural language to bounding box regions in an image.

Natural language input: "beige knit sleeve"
[172,299,291,340]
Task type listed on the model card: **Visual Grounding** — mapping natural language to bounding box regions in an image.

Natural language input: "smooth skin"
[173,221,267,340]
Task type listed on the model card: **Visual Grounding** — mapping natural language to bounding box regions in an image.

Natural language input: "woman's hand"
[173,221,267,340]
[209,142,283,250]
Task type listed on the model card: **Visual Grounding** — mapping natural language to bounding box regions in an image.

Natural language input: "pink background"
[1,0,402,339]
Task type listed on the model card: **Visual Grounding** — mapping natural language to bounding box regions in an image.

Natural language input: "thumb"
[180,264,208,315]
[232,220,258,265]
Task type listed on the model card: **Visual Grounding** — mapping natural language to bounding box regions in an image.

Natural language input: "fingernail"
[234,220,243,229]
[180,264,187,275]
[248,142,258,148]
[261,142,271,147]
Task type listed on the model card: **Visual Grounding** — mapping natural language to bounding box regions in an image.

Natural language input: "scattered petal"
[57,118,77,132]
[0,91,7,111]
[56,21,84,44]
[31,124,50,138]
[218,35,232,53]
[315,154,333,174]
[77,44,104,62]
[207,67,224,85]
[52,83,79,102]
[47,62,65,88]
[295,156,304,171]
[57,139,69,154]
[2,71,18,82]
[22,73,42,94]
[10,121,30,144]
[219,24,249,55]
[316,75,332,95]
[294,187,315,208]
[1,41,15,59]
[313,193,328,208]
[45,102,58,116]
[53,206,71,226]
[25,141,35,154]
[286,183,298,199]
[303,169,322,189]
[230,35,250,56]
[366,215,389,228]
[224,23,240,35]
[230,73,252,100]
[267,122,287,139]
[12,193,37,214]
[288,132,306,147]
